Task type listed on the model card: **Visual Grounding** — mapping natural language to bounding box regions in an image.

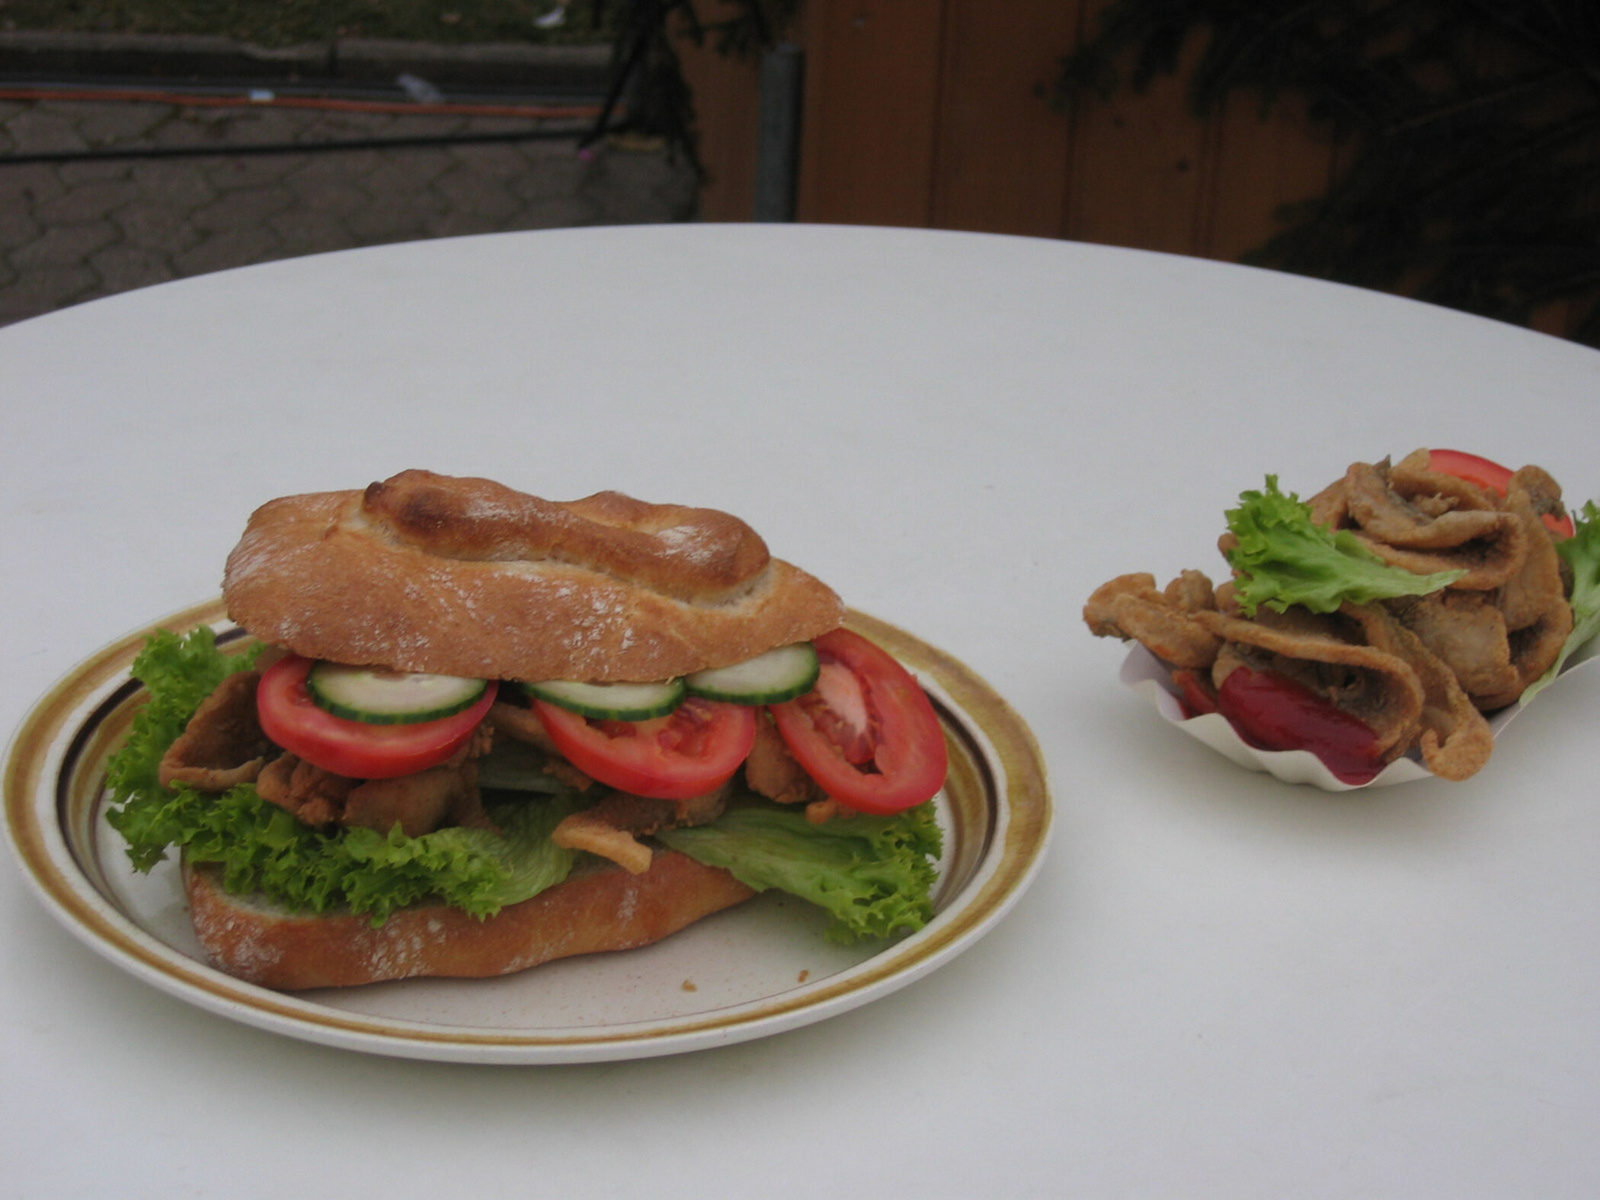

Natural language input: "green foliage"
[1055,1,1600,346]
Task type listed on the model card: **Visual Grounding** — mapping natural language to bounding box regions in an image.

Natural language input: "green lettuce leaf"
[1521,499,1600,702]
[103,627,578,923]
[659,800,943,944]
[103,626,262,840]
[1224,476,1465,616]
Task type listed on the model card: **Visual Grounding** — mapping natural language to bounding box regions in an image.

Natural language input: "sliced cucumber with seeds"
[685,642,820,705]
[523,677,686,721]
[306,662,489,725]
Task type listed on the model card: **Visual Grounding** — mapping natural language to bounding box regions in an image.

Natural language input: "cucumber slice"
[523,677,686,721]
[684,642,820,705]
[306,662,489,725]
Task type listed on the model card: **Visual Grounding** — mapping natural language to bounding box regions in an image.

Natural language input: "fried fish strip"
[1192,608,1425,761]
[1083,571,1222,669]
[1343,604,1495,781]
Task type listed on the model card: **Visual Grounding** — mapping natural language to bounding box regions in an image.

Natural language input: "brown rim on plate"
[5,600,1051,1062]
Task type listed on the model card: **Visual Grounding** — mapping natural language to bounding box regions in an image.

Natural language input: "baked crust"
[184,850,757,990]
[222,470,845,682]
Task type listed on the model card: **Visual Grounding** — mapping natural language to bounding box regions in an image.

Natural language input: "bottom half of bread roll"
[183,850,757,991]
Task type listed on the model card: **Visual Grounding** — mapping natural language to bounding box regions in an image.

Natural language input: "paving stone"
[190,183,298,233]
[9,221,119,270]
[69,100,168,147]
[35,177,142,224]
[1,88,696,328]
[585,155,691,224]
[147,111,233,148]
[291,114,414,150]
[516,195,602,228]
[195,105,311,146]
[0,206,40,248]
[283,148,383,186]
[129,161,218,208]
[443,140,536,182]
[0,264,98,321]
[112,201,203,255]
[202,153,305,191]
[172,224,283,276]
[431,166,522,221]
[507,146,592,202]
[360,112,470,140]
[282,168,372,218]
[267,208,358,254]
[56,159,139,185]
[342,194,447,241]
[359,147,456,197]
[88,243,177,293]
[4,106,88,154]
[0,161,67,206]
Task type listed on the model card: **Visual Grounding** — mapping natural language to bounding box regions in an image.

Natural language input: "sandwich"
[106,471,949,990]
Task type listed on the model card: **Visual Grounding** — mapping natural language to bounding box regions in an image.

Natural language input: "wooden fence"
[678,0,1576,339]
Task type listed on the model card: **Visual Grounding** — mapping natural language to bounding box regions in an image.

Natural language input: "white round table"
[2,224,1597,1198]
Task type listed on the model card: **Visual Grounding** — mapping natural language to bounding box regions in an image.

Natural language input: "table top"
[2,223,1597,1198]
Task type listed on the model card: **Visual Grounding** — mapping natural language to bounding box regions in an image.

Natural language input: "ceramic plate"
[4,600,1051,1064]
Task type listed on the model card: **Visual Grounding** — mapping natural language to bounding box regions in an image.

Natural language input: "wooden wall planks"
[675,1,1578,341]
[928,0,1078,238]
[681,0,1336,257]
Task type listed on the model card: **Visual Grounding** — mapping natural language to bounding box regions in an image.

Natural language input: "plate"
[4,599,1051,1064]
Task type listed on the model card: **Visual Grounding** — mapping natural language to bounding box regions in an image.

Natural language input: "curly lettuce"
[1224,476,1465,616]
[104,627,577,923]
[659,801,942,944]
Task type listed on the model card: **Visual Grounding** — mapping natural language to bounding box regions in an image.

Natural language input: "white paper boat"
[1120,634,1598,791]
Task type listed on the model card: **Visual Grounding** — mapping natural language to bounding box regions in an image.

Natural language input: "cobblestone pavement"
[0,92,698,327]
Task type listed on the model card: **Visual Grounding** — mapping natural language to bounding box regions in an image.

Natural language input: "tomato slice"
[769,628,948,815]
[1213,666,1383,785]
[532,695,756,801]
[1172,668,1218,718]
[257,655,498,780]
[1429,448,1574,538]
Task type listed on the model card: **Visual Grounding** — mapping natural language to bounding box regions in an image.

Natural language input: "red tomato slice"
[1214,666,1383,785]
[1172,668,1218,718]
[1430,448,1574,538]
[532,696,756,801]
[769,628,948,815]
[256,655,497,780]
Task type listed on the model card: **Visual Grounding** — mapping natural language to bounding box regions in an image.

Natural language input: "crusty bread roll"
[222,470,844,682]
[184,850,757,990]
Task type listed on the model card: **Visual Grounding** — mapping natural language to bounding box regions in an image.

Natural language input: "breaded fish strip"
[158,669,273,791]
[1322,459,1527,590]
[1344,604,1495,781]
[1192,608,1425,761]
[1083,571,1221,669]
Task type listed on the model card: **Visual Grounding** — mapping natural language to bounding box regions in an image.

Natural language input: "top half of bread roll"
[222,470,845,683]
